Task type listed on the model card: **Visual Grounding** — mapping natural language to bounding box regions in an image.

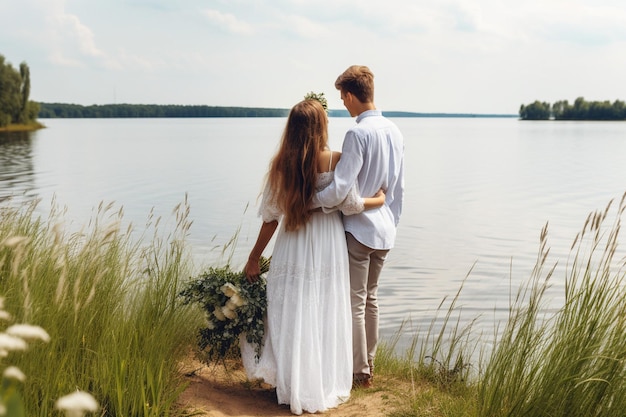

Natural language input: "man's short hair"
[335,65,374,103]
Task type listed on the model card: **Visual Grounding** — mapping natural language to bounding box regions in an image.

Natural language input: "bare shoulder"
[318,150,331,173]
[318,150,342,172]
[331,151,342,171]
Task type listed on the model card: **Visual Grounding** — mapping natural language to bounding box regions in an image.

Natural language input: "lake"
[2,117,626,348]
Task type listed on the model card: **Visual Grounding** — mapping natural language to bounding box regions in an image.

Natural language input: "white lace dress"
[240,171,364,415]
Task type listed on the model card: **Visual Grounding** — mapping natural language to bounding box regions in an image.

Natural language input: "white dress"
[241,169,363,415]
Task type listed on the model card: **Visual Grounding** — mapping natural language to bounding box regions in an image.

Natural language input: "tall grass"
[0,197,203,416]
[375,273,480,417]
[7,188,626,416]
[375,193,626,416]
[478,193,626,416]
[377,274,479,386]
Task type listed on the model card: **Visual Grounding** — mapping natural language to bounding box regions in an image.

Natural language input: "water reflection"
[0,131,36,204]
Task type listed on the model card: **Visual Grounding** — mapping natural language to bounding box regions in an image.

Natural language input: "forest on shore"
[38,102,292,118]
[519,97,626,120]
[37,102,517,119]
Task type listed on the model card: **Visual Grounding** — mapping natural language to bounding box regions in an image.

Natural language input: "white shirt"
[315,110,404,250]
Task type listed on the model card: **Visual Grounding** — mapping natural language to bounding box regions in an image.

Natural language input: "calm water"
[2,117,626,345]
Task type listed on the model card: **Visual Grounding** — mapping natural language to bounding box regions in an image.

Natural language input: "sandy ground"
[177,355,408,417]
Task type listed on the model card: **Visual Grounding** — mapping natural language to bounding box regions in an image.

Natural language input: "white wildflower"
[213,307,226,321]
[206,320,216,330]
[56,391,99,417]
[220,283,239,297]
[1,236,30,248]
[0,333,28,352]
[222,306,237,320]
[0,310,11,321]
[3,366,26,382]
[6,324,51,343]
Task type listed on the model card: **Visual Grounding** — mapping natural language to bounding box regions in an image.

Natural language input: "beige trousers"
[346,232,389,377]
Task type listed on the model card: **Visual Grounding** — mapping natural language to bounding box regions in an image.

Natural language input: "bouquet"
[180,257,270,361]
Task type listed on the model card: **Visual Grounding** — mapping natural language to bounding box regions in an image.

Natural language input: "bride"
[243,98,384,415]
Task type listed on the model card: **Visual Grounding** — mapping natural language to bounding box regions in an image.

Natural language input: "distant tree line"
[0,55,39,127]
[519,97,626,120]
[38,103,292,118]
[37,104,518,119]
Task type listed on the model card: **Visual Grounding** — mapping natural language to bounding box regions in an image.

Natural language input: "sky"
[1,0,626,114]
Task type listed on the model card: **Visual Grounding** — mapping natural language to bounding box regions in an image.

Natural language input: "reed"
[375,273,480,417]
[0,197,203,416]
[376,193,626,416]
[478,193,626,416]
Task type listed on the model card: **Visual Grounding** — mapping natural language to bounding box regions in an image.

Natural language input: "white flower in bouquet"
[230,293,247,307]
[222,306,237,320]
[180,256,270,361]
[225,299,238,311]
[213,307,227,321]
[220,282,239,297]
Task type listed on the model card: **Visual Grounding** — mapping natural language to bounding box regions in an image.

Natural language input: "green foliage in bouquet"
[304,91,328,114]
[180,257,270,362]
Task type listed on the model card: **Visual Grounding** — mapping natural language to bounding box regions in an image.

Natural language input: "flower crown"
[304,91,328,113]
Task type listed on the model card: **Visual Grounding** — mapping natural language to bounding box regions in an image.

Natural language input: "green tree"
[572,96,589,119]
[552,100,569,120]
[18,62,30,123]
[0,55,22,127]
[523,97,626,121]
[0,54,38,126]
[519,101,551,120]
[612,100,626,120]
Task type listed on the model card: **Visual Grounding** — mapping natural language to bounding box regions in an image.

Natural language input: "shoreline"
[0,122,46,132]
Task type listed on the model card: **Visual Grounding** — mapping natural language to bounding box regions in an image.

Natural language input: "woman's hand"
[245,220,278,283]
[245,257,261,283]
[362,188,386,210]
[373,188,386,204]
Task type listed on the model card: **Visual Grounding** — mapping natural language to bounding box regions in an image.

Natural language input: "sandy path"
[178,356,405,417]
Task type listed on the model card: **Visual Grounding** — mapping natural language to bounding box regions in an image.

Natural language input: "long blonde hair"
[267,99,328,231]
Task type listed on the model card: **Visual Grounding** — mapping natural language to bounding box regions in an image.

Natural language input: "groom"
[316,65,405,388]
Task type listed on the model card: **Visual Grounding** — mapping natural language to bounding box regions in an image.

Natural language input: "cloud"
[277,14,330,39]
[4,0,626,112]
[468,0,626,46]
[202,9,254,35]
[46,12,106,67]
[2,0,121,69]
[535,3,626,46]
